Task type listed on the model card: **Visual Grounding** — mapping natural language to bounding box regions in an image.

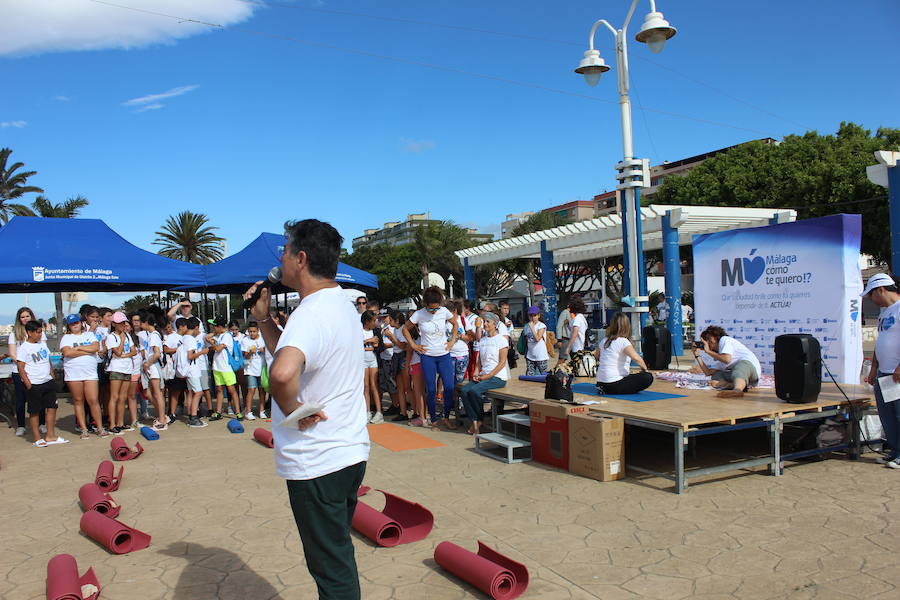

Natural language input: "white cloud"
[400,138,437,153]
[0,0,257,57]
[55,95,70,101]
[1,121,27,128]
[135,103,165,112]
[123,85,199,106]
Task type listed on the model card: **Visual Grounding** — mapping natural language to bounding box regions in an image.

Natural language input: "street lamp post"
[574,0,676,352]
[447,273,456,299]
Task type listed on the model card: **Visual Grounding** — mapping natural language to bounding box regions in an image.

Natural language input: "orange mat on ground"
[367,423,447,451]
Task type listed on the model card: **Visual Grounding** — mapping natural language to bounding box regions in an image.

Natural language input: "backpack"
[584,328,598,352]
[227,336,244,372]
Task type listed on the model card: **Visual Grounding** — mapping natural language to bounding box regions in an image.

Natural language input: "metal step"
[498,413,531,426]
[474,432,532,464]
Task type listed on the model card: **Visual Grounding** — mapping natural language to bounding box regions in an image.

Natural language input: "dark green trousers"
[286,461,367,600]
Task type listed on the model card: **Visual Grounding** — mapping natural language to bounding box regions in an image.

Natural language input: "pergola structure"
[455,204,797,352]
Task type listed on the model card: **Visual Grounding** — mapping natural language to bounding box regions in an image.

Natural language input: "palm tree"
[412,220,472,294]
[30,194,89,218]
[0,147,43,223]
[154,211,225,264]
[30,193,91,338]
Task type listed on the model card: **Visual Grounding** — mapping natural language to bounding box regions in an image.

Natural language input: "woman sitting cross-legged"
[594,312,653,395]
[459,311,508,435]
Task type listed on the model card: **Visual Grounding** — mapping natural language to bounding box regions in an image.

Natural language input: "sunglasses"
[425,307,440,313]
[356,301,367,306]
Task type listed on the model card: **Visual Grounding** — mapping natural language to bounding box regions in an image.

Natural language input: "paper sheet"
[878,375,900,403]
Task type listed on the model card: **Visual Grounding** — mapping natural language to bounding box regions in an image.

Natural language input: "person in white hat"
[864,273,900,467]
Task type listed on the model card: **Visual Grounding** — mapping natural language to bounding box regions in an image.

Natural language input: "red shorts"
[408,363,422,376]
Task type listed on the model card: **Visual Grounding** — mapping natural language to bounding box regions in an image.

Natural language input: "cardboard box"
[568,413,625,481]
[529,399,590,470]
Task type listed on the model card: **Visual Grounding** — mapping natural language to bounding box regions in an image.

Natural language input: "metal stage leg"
[769,417,782,476]
[849,404,862,461]
[674,428,686,494]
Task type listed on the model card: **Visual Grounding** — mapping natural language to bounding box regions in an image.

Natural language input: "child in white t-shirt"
[16,320,67,446]
[60,314,102,439]
[206,317,240,420]
[361,311,382,423]
[106,312,137,434]
[241,322,267,419]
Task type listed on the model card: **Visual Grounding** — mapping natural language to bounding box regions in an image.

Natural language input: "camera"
[693,341,705,349]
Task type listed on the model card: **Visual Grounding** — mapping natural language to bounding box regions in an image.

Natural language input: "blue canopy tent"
[0,216,207,292]
[187,233,378,293]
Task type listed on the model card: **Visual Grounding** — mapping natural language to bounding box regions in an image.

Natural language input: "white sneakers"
[245,412,257,421]
[259,410,268,419]
[369,412,384,424]
[15,426,26,437]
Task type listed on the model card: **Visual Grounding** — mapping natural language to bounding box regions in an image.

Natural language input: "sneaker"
[391,413,410,422]
[259,410,268,420]
[167,414,176,425]
[39,424,47,434]
[111,427,124,435]
[383,406,400,416]
[225,409,236,417]
[876,454,898,465]
[188,416,207,428]
[409,417,425,427]
[370,412,384,424]
[122,423,136,432]
[236,413,244,420]
[367,411,374,423]
[209,413,222,421]
[15,426,26,437]
[140,412,151,421]
[886,459,900,469]
[245,412,257,421]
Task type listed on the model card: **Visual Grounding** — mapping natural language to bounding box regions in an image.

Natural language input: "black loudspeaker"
[642,325,672,370]
[774,334,822,403]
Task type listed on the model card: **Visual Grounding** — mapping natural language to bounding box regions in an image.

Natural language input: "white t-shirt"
[241,336,265,377]
[272,285,370,480]
[8,330,47,346]
[568,313,589,352]
[379,326,395,361]
[524,321,549,362]
[409,307,453,357]
[60,332,98,381]
[106,332,134,374]
[449,320,469,358]
[144,330,163,367]
[184,334,205,378]
[596,337,633,383]
[478,333,509,381]
[93,326,108,364]
[170,313,204,335]
[718,336,762,377]
[17,340,52,384]
[876,300,900,373]
[212,332,234,373]
[657,300,669,321]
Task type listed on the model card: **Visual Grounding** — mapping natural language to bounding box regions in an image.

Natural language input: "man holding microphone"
[245,219,369,599]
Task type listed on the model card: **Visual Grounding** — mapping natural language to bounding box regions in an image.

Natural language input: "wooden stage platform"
[485,377,873,493]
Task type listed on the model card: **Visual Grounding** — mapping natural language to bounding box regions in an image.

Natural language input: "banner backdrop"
[692,214,863,384]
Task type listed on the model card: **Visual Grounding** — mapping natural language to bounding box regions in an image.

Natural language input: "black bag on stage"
[544,368,574,402]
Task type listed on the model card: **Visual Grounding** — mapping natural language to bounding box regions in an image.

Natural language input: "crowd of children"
[8,288,551,446]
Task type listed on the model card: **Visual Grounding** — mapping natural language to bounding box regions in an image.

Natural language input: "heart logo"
[742,249,764,284]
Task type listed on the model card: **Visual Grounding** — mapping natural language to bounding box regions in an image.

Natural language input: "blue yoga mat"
[571,382,686,402]
[227,419,245,433]
[518,375,547,383]
[140,426,159,440]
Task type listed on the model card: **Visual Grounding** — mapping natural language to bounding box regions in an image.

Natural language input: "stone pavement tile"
[641,556,711,578]
[810,573,894,598]
[707,547,781,577]
[761,538,829,560]
[551,562,640,586]
[578,583,642,599]
[693,574,741,596]
[733,573,816,599]
[607,547,669,568]
[622,573,694,599]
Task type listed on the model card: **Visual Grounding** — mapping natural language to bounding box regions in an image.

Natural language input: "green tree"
[412,220,473,288]
[120,294,157,314]
[654,122,900,264]
[344,244,423,305]
[0,147,43,223]
[154,211,225,264]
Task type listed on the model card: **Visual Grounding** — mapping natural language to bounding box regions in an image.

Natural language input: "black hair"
[175,318,189,329]
[24,320,42,333]
[187,317,200,329]
[143,315,158,329]
[79,303,97,318]
[499,300,510,308]
[228,320,240,329]
[360,310,376,327]
[391,310,406,327]
[463,299,476,312]
[246,321,258,329]
[284,219,342,280]
[99,307,112,317]
[568,297,587,314]
[701,325,727,340]
[212,317,227,327]
[422,285,444,306]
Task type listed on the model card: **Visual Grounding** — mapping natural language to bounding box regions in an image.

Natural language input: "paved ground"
[1,382,899,599]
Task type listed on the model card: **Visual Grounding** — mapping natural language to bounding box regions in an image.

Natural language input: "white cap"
[862,272,895,296]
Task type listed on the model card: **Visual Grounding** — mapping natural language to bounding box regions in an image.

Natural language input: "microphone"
[242,266,282,310]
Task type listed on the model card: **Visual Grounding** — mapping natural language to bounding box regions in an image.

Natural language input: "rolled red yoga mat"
[79,510,151,555]
[434,540,529,600]
[94,460,123,491]
[46,553,101,600]
[351,488,434,547]
[109,437,143,461]
[253,428,274,448]
[78,483,121,519]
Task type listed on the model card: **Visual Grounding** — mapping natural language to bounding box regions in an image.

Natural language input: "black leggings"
[597,371,653,395]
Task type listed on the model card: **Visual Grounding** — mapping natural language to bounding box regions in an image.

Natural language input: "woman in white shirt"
[523,306,549,375]
[403,286,459,430]
[458,312,508,435]
[361,311,383,423]
[60,314,103,439]
[594,312,653,395]
[106,311,137,434]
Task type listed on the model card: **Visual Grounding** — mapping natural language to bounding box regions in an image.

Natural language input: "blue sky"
[1,0,898,321]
